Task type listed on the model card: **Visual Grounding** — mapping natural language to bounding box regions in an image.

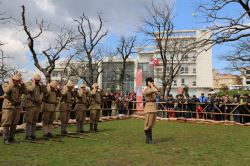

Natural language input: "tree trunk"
[120,62,126,95]
[166,83,172,97]
[161,63,167,96]
[45,74,51,83]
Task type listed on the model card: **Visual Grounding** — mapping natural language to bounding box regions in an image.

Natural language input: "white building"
[51,29,213,96]
[240,67,250,89]
[137,29,213,96]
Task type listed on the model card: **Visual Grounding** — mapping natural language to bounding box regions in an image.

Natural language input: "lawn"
[0,119,249,166]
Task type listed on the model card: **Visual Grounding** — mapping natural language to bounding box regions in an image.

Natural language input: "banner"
[136,69,143,112]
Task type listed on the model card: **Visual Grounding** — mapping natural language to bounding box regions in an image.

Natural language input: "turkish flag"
[149,57,160,66]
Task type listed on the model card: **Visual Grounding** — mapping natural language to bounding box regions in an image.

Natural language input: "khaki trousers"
[144,112,157,130]
[90,109,100,124]
[1,108,20,141]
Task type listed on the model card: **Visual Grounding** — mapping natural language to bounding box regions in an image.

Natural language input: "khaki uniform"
[74,89,87,132]
[1,83,27,142]
[42,87,58,135]
[143,87,158,130]
[88,89,103,131]
[24,82,45,138]
[59,88,73,133]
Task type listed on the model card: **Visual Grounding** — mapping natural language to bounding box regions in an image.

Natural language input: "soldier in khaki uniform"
[42,81,59,140]
[143,77,160,144]
[88,83,103,131]
[24,74,45,140]
[59,81,74,135]
[74,84,88,133]
[1,74,27,144]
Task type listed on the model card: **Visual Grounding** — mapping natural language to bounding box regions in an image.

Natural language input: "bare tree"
[72,12,108,87]
[19,5,74,83]
[221,39,250,76]
[115,35,136,94]
[0,2,11,46]
[0,1,10,23]
[141,2,174,96]
[0,48,14,83]
[141,2,197,96]
[197,0,250,44]
[0,2,16,82]
[164,39,196,96]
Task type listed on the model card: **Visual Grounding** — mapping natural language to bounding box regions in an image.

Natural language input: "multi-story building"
[100,58,135,92]
[213,69,242,90]
[240,67,250,89]
[51,29,213,96]
[137,29,213,96]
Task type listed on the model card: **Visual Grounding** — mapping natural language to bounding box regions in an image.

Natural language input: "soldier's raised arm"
[2,80,13,94]
[143,87,158,95]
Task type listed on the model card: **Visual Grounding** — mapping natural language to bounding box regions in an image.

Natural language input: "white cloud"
[0,0,176,80]
[0,27,29,66]
[35,0,57,14]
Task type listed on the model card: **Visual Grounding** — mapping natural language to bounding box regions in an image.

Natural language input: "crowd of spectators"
[154,92,250,124]
[101,90,250,124]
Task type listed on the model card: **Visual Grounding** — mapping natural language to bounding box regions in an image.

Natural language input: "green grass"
[0,119,250,166]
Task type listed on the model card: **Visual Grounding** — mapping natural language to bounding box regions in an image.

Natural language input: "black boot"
[25,136,33,141]
[94,124,98,132]
[80,122,84,133]
[8,137,16,143]
[90,123,93,131]
[43,134,49,140]
[144,130,150,144]
[148,129,154,144]
[3,139,11,145]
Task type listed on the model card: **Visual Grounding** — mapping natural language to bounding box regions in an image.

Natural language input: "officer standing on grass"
[88,83,103,132]
[24,74,45,140]
[74,84,88,133]
[42,80,60,140]
[1,73,27,145]
[59,81,74,135]
[143,77,160,144]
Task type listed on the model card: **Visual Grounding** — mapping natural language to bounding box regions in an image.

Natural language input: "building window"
[102,62,134,92]
[181,67,188,74]
[166,67,170,73]
[192,80,196,86]
[246,79,250,85]
[156,67,162,74]
[193,68,196,74]
[246,70,250,75]
[183,55,188,61]
[192,55,196,62]
[52,72,58,77]
[181,78,185,86]
[173,80,177,86]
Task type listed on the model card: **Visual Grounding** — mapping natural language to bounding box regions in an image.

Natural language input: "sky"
[0,0,241,80]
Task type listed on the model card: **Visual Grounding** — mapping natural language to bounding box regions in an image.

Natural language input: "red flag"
[149,57,160,66]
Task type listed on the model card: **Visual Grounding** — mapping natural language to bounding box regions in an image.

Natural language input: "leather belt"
[146,101,155,103]
[45,102,57,104]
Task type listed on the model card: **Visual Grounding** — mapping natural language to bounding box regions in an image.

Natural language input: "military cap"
[49,80,57,88]
[80,84,86,88]
[66,81,74,87]
[32,74,41,81]
[92,83,99,88]
[12,74,22,81]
